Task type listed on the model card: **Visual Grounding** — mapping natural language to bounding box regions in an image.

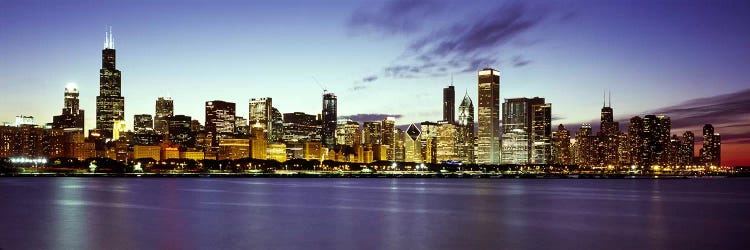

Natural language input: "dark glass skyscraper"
[95,27,125,139]
[205,100,236,148]
[321,92,337,148]
[133,114,153,133]
[155,97,174,135]
[443,85,455,123]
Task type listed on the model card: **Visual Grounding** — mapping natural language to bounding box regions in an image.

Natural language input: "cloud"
[512,55,531,67]
[362,75,378,82]
[349,1,549,79]
[340,113,403,123]
[563,89,750,145]
[347,0,442,35]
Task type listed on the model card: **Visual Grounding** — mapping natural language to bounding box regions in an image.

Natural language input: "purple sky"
[1,0,749,165]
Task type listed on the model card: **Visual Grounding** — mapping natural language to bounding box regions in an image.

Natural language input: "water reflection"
[0,178,748,249]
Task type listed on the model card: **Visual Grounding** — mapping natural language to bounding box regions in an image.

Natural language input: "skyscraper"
[95,27,125,139]
[443,85,455,123]
[532,103,552,164]
[363,121,382,145]
[205,100,236,148]
[168,115,195,148]
[598,94,620,166]
[679,131,695,166]
[501,97,545,164]
[457,91,475,163]
[155,97,174,135]
[321,92,337,148]
[133,114,153,133]
[701,124,721,167]
[477,68,500,164]
[52,84,85,131]
[249,97,273,135]
[552,124,571,165]
[381,117,396,160]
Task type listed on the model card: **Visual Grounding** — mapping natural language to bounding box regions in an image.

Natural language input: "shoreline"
[0,172,742,179]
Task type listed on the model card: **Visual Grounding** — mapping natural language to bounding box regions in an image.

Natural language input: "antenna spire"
[450,73,454,86]
[608,91,611,107]
[603,90,606,107]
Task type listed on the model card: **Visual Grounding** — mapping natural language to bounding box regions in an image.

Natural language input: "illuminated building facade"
[679,131,695,166]
[249,125,267,160]
[363,122,382,145]
[532,103,552,164]
[477,68,500,164]
[701,124,721,166]
[168,115,194,148]
[219,138,249,160]
[282,112,319,143]
[336,120,361,147]
[435,123,458,163]
[95,27,125,139]
[155,97,174,135]
[381,117,396,160]
[205,100,236,148]
[552,124,571,165]
[501,97,545,164]
[457,92,475,163]
[249,97,273,137]
[134,114,153,133]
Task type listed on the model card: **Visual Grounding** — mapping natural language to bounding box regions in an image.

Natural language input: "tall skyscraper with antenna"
[95,26,125,139]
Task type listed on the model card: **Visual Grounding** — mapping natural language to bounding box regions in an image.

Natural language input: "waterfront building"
[155,97,174,135]
[52,84,85,131]
[321,93,337,148]
[476,68,500,164]
[205,100,235,148]
[95,27,125,139]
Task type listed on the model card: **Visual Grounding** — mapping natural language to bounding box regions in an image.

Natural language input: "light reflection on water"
[0,178,749,249]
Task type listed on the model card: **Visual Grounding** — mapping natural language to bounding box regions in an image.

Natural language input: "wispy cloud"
[347,0,443,35]
[563,89,750,144]
[348,1,552,79]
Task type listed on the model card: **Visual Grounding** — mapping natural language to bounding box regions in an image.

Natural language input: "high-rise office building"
[574,124,594,166]
[336,120,361,147]
[205,100,236,148]
[282,112,319,143]
[436,122,458,162]
[627,116,645,166]
[679,131,695,166]
[249,97,273,135]
[443,85,455,123]
[95,27,125,139]
[552,124,571,165]
[457,91,475,163]
[701,124,721,167]
[321,92,337,148]
[52,84,85,131]
[598,95,620,166]
[640,115,671,167]
[133,114,153,133]
[155,97,174,135]
[381,117,396,160]
[501,97,545,164]
[363,122,383,145]
[532,103,552,164]
[270,107,284,143]
[168,115,194,148]
[477,68,500,164]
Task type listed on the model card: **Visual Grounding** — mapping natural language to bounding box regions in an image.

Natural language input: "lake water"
[1,178,748,249]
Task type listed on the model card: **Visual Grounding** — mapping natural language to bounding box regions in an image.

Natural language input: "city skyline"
[1,0,749,166]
